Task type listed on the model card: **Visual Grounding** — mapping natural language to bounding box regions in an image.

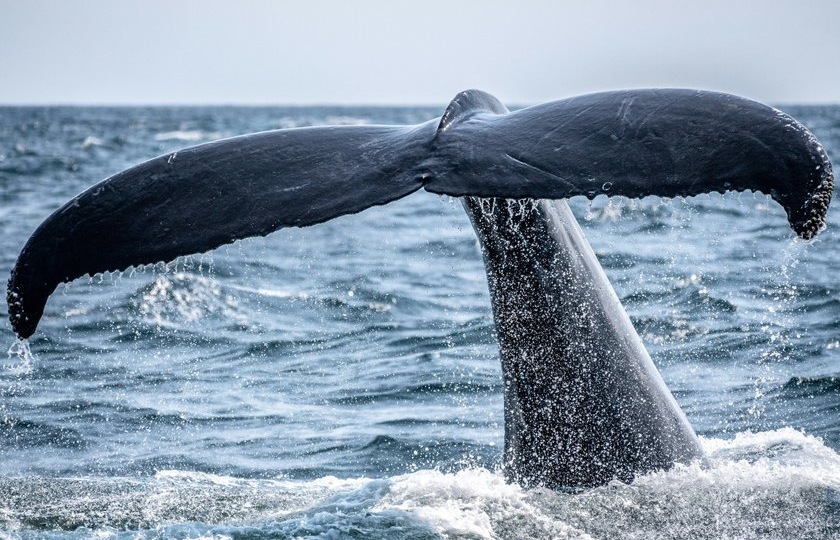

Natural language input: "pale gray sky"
[2,0,839,105]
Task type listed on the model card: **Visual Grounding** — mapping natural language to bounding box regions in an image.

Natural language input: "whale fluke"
[6,124,434,338]
[7,89,833,339]
[424,89,833,240]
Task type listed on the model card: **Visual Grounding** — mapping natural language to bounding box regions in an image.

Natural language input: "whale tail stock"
[7,89,833,338]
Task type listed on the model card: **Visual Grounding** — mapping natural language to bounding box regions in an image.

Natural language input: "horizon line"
[2,99,840,108]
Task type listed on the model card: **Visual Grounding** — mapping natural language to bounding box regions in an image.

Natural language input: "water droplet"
[5,339,34,376]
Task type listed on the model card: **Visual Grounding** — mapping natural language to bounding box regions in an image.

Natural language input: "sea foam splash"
[3,339,34,376]
[1,428,837,539]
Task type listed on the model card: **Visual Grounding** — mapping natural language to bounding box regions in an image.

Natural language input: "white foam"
[230,283,311,301]
[364,429,840,539]
[81,135,105,149]
[154,130,221,142]
[3,430,838,538]
[134,272,247,327]
[375,468,592,539]
[3,339,34,376]
[324,116,370,126]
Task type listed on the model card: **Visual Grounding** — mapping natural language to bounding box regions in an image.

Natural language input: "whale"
[465,196,704,487]
[6,89,833,489]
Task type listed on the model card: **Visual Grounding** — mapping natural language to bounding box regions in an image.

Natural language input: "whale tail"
[7,89,834,338]
[424,89,833,240]
[7,124,434,338]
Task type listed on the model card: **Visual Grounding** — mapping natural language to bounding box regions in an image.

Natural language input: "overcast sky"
[2,0,839,105]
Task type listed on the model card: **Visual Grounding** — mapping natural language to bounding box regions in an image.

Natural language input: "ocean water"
[0,103,839,539]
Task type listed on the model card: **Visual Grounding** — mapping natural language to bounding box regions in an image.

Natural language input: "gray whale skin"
[7,89,834,489]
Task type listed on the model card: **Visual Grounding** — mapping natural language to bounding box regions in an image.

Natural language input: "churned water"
[0,104,839,538]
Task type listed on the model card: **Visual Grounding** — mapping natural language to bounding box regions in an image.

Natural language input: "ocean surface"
[0,103,838,539]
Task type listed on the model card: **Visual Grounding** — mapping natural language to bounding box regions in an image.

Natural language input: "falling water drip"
[5,338,34,375]
[584,199,595,222]
[749,238,806,420]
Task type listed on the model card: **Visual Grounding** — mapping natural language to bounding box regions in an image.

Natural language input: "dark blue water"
[0,104,839,539]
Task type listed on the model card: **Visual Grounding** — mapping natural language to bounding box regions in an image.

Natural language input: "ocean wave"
[0,416,88,450]
[129,272,249,330]
[385,323,495,354]
[271,116,371,130]
[327,381,501,405]
[2,103,840,540]
[1,429,837,539]
[153,130,223,142]
[783,375,840,395]
[80,135,106,149]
